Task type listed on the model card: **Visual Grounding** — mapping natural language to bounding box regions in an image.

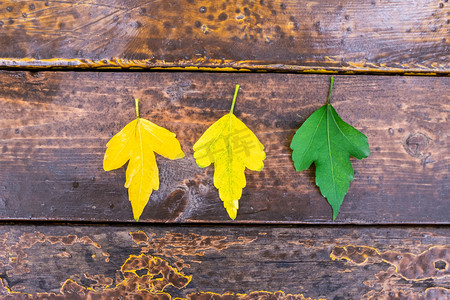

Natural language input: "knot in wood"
[403,132,431,159]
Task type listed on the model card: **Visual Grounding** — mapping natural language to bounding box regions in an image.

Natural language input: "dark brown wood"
[1,2,447,298]
[0,71,448,223]
[0,225,448,299]
[0,0,448,74]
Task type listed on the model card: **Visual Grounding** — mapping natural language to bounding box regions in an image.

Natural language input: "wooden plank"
[0,0,448,74]
[0,71,449,224]
[0,225,448,299]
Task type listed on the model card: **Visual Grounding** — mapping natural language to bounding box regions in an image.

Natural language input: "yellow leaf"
[103,99,184,221]
[193,85,265,220]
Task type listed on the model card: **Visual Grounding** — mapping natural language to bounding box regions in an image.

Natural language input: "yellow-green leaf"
[193,85,265,220]
[103,99,184,221]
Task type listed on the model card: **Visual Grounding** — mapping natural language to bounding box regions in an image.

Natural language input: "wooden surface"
[0,0,449,74]
[0,71,448,224]
[0,0,449,298]
[0,224,448,299]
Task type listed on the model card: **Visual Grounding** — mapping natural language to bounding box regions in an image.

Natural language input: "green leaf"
[290,77,370,220]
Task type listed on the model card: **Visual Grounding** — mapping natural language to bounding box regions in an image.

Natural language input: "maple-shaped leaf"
[103,99,184,221]
[193,85,266,220]
[290,77,370,220]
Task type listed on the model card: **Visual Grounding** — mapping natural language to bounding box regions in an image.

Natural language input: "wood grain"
[0,0,448,74]
[0,71,448,224]
[0,225,448,299]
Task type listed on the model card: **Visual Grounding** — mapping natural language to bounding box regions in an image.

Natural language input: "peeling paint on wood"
[331,245,450,298]
[130,231,257,267]
[0,58,448,76]
[331,245,450,280]
[0,226,448,299]
[0,231,108,278]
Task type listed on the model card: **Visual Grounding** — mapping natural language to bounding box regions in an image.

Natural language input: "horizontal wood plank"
[0,225,448,299]
[0,71,448,224]
[0,0,448,74]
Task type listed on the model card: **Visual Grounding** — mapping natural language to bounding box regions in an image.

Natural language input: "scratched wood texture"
[1,71,448,224]
[0,225,448,299]
[0,0,448,74]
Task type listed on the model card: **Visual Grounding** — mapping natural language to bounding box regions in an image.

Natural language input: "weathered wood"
[0,225,448,299]
[0,0,448,74]
[0,71,448,223]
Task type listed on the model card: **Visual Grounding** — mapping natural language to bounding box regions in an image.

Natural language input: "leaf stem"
[326,77,334,105]
[230,85,240,114]
[135,98,140,118]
